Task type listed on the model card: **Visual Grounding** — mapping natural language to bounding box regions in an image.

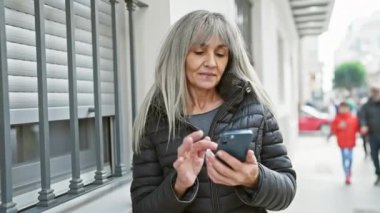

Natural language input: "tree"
[333,61,367,94]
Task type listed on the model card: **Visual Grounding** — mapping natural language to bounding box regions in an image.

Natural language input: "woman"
[131,10,296,212]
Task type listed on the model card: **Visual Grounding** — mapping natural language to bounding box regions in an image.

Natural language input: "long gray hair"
[133,10,273,152]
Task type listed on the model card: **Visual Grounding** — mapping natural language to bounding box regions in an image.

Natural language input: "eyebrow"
[198,43,228,48]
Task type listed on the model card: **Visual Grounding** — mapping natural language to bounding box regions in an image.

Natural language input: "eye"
[215,48,228,57]
[194,51,204,55]
[191,47,205,55]
[215,53,226,57]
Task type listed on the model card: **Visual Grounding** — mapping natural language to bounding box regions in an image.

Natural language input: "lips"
[198,72,217,76]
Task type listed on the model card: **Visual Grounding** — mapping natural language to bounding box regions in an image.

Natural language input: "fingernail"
[206,149,213,157]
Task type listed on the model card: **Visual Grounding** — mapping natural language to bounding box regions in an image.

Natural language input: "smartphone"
[217,129,254,162]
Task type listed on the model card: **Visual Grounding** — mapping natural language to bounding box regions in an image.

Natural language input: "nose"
[204,52,217,68]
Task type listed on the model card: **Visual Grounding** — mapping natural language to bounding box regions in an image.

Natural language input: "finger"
[216,150,242,170]
[206,149,215,158]
[204,136,211,141]
[178,130,204,155]
[198,150,207,158]
[193,140,218,152]
[177,137,193,156]
[206,158,234,185]
[188,130,204,142]
[209,155,236,178]
[206,154,235,179]
[245,150,257,164]
[173,156,184,169]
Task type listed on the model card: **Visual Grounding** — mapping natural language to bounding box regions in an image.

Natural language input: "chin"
[196,83,218,90]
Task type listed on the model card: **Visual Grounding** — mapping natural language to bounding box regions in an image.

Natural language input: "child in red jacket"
[331,102,360,185]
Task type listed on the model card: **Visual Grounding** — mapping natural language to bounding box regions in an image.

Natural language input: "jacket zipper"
[208,83,250,213]
[181,83,250,213]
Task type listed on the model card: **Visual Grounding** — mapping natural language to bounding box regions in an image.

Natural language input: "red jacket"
[331,113,359,148]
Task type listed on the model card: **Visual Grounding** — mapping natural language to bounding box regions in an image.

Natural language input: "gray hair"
[133,10,273,152]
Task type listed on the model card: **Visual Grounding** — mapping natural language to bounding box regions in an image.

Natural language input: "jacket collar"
[217,71,249,101]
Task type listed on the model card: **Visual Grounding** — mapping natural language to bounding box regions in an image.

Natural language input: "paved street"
[47,135,380,213]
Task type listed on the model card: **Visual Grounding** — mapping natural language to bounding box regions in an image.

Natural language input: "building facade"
[335,11,380,88]
[295,0,335,106]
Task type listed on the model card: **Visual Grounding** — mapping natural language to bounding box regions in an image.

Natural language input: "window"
[1,0,118,210]
[12,118,111,166]
[235,0,253,57]
[9,117,112,208]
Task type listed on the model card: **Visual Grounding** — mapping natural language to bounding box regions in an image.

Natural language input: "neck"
[187,88,223,115]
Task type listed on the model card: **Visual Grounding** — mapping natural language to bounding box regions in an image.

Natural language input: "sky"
[318,0,380,91]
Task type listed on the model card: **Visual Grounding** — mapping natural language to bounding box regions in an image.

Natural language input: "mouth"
[198,72,217,77]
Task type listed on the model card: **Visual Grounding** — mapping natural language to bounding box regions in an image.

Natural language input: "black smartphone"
[217,129,254,162]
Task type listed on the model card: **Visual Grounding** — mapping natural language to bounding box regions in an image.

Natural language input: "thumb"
[246,150,257,164]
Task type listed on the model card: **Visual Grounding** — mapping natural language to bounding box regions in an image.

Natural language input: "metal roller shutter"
[4,0,115,125]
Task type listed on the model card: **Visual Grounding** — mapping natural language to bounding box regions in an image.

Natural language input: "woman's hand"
[173,130,218,197]
[206,149,259,188]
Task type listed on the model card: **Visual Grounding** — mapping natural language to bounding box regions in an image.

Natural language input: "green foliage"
[333,61,367,91]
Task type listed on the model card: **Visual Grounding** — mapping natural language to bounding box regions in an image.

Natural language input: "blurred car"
[298,105,332,134]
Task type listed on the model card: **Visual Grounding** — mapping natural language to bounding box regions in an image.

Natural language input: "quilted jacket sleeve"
[130,135,199,213]
[235,109,297,210]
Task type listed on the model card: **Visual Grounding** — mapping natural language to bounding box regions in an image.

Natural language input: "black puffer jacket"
[131,74,297,213]
[359,98,380,135]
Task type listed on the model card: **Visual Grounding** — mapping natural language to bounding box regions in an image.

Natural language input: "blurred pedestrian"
[357,97,369,158]
[331,102,359,185]
[360,86,380,186]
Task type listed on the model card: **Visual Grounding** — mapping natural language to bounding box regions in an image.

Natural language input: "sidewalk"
[47,135,380,213]
[282,135,380,213]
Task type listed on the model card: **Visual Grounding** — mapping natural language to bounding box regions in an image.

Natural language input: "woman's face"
[185,36,229,92]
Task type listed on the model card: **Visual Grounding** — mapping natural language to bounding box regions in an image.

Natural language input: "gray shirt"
[188,107,219,135]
